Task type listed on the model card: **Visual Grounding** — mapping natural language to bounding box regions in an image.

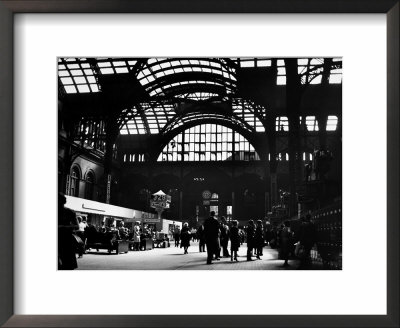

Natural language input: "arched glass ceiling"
[232,99,265,132]
[58,58,139,94]
[119,98,265,135]
[136,58,237,99]
[162,112,254,134]
[157,124,260,162]
[119,102,176,135]
[58,57,342,95]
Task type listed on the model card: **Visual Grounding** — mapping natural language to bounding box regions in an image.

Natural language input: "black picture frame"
[0,1,398,327]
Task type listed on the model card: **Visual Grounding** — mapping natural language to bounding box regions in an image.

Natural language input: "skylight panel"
[160,62,171,69]
[100,68,114,74]
[240,60,255,68]
[189,59,200,65]
[310,75,322,84]
[84,69,94,75]
[155,71,165,78]
[311,58,323,65]
[329,74,342,84]
[74,76,86,84]
[115,67,129,73]
[298,59,309,66]
[113,61,126,67]
[298,65,307,74]
[61,77,73,84]
[59,71,69,77]
[98,62,111,67]
[70,70,84,76]
[77,85,90,93]
[152,64,162,71]
[90,84,99,92]
[64,85,77,93]
[87,76,96,83]
[257,59,271,67]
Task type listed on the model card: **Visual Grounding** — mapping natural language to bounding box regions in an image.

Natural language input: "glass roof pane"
[98,62,111,67]
[329,74,342,84]
[90,84,99,92]
[115,67,129,73]
[70,70,83,76]
[298,58,309,65]
[100,68,114,74]
[61,77,73,85]
[113,61,126,67]
[74,76,86,84]
[77,85,91,93]
[59,71,70,77]
[257,59,271,67]
[240,60,255,68]
[64,85,77,93]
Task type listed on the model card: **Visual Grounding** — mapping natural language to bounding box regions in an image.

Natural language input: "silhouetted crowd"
[59,191,317,270]
[174,211,317,268]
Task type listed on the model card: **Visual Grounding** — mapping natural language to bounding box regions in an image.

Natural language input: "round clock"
[202,190,211,199]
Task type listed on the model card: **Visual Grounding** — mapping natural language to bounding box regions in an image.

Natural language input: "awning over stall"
[65,196,135,219]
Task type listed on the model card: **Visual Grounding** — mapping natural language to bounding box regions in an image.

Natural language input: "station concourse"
[58,57,342,270]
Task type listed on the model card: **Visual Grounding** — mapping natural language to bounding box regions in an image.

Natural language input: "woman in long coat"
[255,219,264,259]
[278,221,291,266]
[180,222,191,254]
[229,220,241,261]
[246,220,256,261]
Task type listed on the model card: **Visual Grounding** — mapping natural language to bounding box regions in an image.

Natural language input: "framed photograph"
[0,1,398,327]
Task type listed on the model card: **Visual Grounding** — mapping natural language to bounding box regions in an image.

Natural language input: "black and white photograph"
[58,57,342,271]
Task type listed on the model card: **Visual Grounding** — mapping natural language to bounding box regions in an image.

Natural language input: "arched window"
[157,124,260,162]
[85,171,95,200]
[70,167,80,197]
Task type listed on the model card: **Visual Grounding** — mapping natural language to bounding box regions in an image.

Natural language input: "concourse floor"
[77,242,305,270]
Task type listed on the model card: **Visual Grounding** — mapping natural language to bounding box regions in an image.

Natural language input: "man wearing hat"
[204,211,220,264]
